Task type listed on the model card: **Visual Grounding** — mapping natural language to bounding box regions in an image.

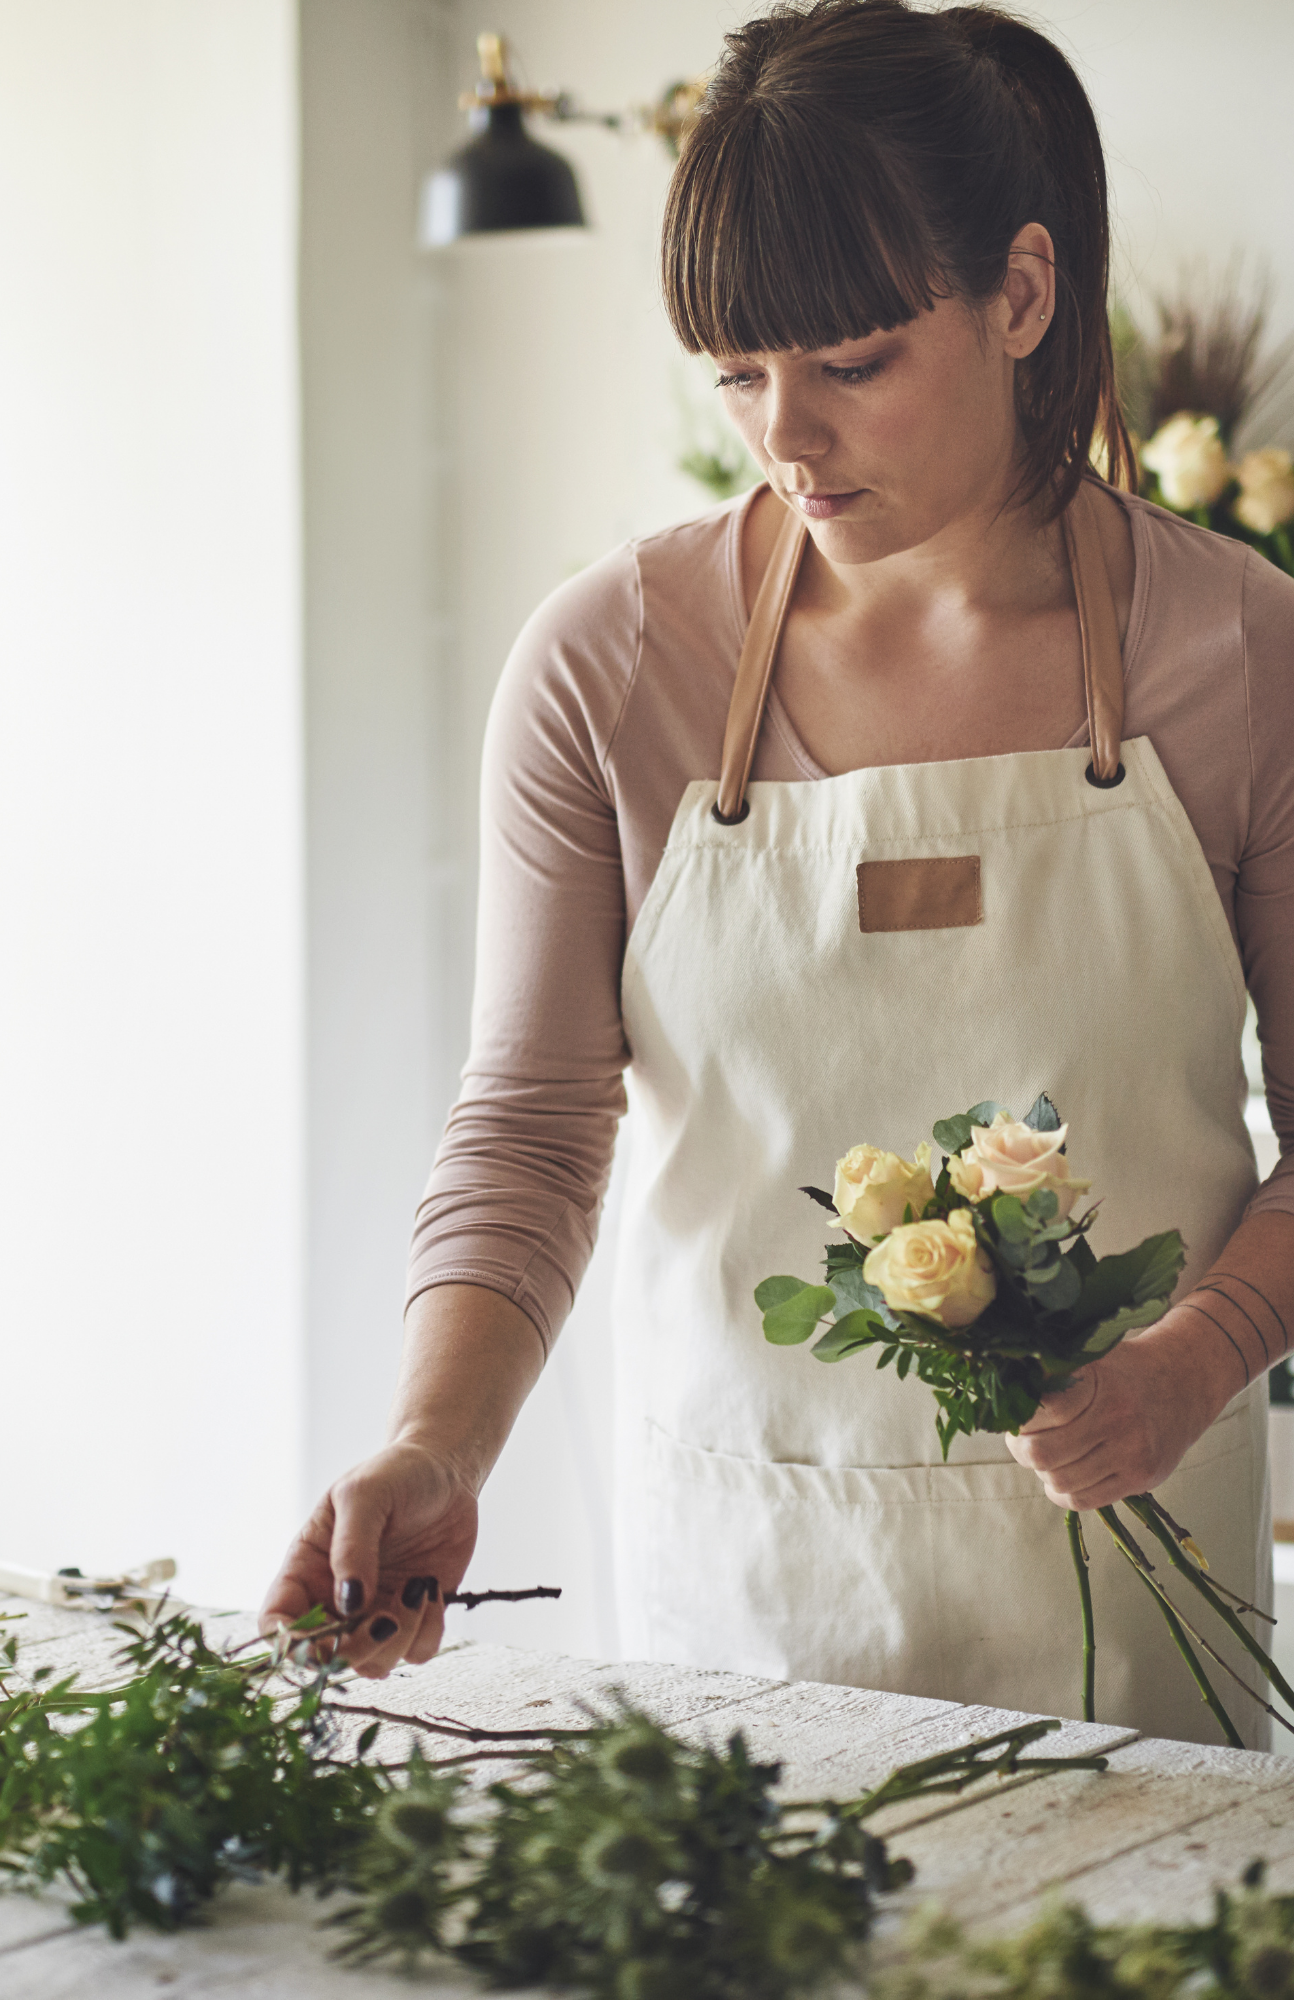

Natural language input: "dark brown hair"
[661,0,1134,513]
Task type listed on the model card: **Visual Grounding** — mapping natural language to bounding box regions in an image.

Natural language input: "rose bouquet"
[755,1097,1294,1746]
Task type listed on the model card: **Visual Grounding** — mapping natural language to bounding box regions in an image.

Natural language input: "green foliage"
[874,1867,1294,2000]
[757,1101,1185,1457]
[0,1610,382,1937]
[335,1712,1106,1998]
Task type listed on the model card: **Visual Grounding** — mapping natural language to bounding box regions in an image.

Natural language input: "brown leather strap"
[714,500,808,822]
[1061,479,1125,783]
[715,479,1124,821]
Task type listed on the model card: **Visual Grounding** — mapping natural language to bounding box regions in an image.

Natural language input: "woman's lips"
[790,489,864,519]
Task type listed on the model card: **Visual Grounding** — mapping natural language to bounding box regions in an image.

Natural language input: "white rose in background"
[949,1112,1091,1220]
[833,1141,935,1241]
[864,1209,996,1330]
[1141,413,1230,511]
[1232,449,1294,536]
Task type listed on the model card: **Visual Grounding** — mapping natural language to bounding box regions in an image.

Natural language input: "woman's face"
[709,236,1052,567]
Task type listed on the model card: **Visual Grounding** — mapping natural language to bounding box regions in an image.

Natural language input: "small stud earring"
[1039,311,1047,320]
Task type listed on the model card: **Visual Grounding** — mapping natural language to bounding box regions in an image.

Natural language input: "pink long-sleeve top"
[408,487,1294,1352]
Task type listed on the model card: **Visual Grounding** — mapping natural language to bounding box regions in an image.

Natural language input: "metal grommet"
[711,799,751,826]
[1085,761,1126,789]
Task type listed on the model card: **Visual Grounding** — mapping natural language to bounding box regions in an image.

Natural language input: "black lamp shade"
[422,102,586,246]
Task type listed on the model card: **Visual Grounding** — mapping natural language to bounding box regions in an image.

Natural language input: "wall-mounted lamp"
[420,33,705,248]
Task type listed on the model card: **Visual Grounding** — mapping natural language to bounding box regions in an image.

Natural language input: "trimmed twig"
[1098,1507,1243,1748]
[445,1586,562,1611]
[833,1719,1106,1822]
[1067,1511,1096,1723]
[321,1698,591,1746]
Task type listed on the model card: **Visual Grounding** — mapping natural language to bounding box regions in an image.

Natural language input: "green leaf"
[760,1282,836,1346]
[811,1310,887,1362]
[991,1195,1031,1243]
[1069,1232,1185,1331]
[1025,1187,1059,1223]
[932,1102,1004,1155]
[1028,1257,1082,1313]
[827,1262,899,1327]
[1076,1295,1172,1357]
[1023,1093,1061,1133]
[357,1722,379,1756]
[754,1274,813,1312]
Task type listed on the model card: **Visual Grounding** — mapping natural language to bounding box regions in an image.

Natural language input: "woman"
[262,0,1294,1745]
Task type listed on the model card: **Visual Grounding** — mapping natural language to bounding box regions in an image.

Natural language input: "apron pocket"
[639,1408,1265,1746]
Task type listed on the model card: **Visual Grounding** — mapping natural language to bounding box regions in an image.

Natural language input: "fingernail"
[423,1575,439,1601]
[369,1616,397,1642]
[401,1576,428,1610]
[337,1579,364,1615]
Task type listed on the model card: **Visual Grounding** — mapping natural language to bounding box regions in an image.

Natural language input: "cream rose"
[950,1112,1091,1219]
[864,1209,995,1330]
[1232,448,1294,536]
[833,1141,936,1241]
[1141,413,1230,511]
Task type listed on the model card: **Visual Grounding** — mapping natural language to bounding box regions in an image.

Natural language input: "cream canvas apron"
[614,482,1272,1748]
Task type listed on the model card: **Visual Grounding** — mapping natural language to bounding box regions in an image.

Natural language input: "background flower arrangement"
[1112,264,1294,573]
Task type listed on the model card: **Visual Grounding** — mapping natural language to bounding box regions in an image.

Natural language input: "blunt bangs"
[663,101,941,360]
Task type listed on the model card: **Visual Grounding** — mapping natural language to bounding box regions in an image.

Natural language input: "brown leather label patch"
[857,856,982,933]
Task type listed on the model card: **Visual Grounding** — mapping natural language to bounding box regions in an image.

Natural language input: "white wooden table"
[4,1594,1294,1996]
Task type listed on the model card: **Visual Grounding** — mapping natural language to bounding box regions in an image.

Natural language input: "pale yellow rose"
[1232,449,1294,536]
[833,1141,935,1241]
[864,1209,996,1330]
[954,1112,1091,1219]
[1141,413,1230,511]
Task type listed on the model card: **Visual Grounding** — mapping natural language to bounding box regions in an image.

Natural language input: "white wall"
[0,0,303,1607]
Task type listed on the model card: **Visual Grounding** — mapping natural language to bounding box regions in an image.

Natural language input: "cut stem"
[1098,1506,1243,1749]
[1067,1510,1096,1723]
[1127,1494,1294,1706]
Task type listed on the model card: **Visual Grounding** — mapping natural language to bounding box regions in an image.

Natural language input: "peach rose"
[833,1141,936,1241]
[863,1208,996,1330]
[949,1112,1090,1219]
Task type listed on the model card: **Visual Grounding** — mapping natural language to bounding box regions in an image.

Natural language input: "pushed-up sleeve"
[1236,550,1294,1219]
[406,548,643,1350]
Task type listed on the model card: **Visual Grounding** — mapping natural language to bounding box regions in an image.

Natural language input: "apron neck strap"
[714,480,1126,824]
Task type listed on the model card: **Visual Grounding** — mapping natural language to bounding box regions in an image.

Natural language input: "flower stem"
[1067,1510,1096,1723]
[1097,1506,1243,1749]
[1127,1493,1294,1716]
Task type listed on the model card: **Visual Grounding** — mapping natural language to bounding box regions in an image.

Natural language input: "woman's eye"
[825,359,885,385]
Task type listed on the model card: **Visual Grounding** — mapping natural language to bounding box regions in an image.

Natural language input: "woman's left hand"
[1005,1306,1240,1509]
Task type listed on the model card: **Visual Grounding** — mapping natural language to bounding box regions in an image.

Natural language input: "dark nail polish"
[337,1578,364,1615]
[401,1576,428,1610]
[369,1616,397,1642]
[423,1575,439,1601]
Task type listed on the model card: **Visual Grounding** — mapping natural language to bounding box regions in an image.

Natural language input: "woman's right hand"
[258,1437,479,1678]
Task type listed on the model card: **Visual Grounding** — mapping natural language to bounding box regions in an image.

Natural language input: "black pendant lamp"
[421,34,708,249]
[421,34,586,248]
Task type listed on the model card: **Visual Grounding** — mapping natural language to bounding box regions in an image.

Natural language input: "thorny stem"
[1097,1507,1243,1748]
[1067,1511,1096,1723]
[1127,1495,1294,1707]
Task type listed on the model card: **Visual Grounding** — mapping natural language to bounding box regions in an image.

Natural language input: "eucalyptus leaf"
[1025,1187,1059,1222]
[991,1195,1032,1243]
[754,1274,813,1312]
[1027,1257,1082,1313]
[811,1310,887,1362]
[761,1282,836,1346]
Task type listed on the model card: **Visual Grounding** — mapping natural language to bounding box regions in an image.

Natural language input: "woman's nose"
[762,391,830,472]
